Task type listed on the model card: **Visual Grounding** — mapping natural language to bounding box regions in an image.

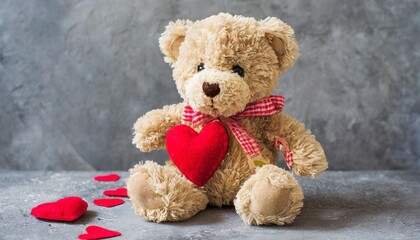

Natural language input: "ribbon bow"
[182,95,293,172]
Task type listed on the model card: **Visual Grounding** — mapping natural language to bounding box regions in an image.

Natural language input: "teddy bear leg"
[234,164,304,226]
[126,161,208,222]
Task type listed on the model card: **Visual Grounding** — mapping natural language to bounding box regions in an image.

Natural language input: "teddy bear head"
[159,13,299,117]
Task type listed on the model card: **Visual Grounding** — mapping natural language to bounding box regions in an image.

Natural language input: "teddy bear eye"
[232,65,244,77]
[197,63,205,72]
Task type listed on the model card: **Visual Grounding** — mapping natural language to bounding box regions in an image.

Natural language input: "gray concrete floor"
[0,170,419,239]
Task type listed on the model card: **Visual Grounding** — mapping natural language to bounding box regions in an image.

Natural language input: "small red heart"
[31,196,88,221]
[93,198,124,207]
[103,188,128,197]
[94,173,120,182]
[78,225,121,239]
[166,121,228,186]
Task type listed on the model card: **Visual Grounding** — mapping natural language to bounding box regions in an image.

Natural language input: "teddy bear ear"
[260,17,300,71]
[159,20,191,64]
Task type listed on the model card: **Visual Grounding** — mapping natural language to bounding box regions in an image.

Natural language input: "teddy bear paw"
[234,165,304,226]
[127,161,208,222]
[127,170,164,211]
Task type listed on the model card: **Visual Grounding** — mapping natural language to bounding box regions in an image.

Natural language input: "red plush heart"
[31,196,88,221]
[166,121,228,186]
[78,225,121,239]
[93,198,124,207]
[103,188,128,197]
[94,173,120,182]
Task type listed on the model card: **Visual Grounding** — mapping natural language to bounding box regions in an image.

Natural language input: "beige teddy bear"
[127,13,328,226]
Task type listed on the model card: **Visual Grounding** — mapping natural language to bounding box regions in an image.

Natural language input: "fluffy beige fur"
[127,13,328,226]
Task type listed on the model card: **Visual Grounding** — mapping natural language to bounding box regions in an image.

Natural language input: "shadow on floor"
[159,191,414,231]
[162,206,235,226]
[290,193,412,230]
[70,211,98,225]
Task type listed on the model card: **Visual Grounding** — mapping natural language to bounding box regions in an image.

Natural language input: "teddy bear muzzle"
[185,69,251,117]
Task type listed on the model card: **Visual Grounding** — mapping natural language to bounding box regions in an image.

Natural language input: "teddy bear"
[127,13,328,226]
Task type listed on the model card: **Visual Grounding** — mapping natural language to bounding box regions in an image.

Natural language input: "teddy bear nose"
[202,82,220,98]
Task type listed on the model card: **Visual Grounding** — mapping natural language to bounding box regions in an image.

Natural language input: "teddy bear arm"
[266,113,328,177]
[132,103,185,152]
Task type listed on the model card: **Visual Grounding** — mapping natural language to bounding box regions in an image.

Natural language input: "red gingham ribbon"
[275,136,293,169]
[182,95,293,169]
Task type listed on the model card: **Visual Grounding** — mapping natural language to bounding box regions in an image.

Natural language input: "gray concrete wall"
[0,0,419,171]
